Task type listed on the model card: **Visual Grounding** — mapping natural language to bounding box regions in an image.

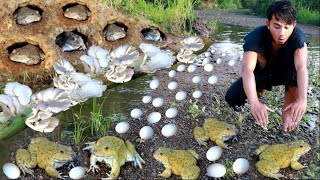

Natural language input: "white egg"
[147,112,161,123]
[177,64,186,72]
[152,97,164,107]
[130,108,143,119]
[192,90,203,99]
[115,121,130,134]
[204,64,213,72]
[69,166,86,180]
[210,49,216,54]
[150,79,160,89]
[165,107,178,118]
[142,95,152,104]
[192,76,201,84]
[168,81,178,90]
[175,91,187,101]
[161,123,177,137]
[216,58,222,64]
[228,59,237,66]
[206,163,226,178]
[187,64,197,73]
[204,52,211,57]
[206,146,223,161]
[221,52,226,57]
[168,70,177,77]
[208,75,218,85]
[139,126,154,139]
[233,158,250,175]
[3,163,20,179]
[202,57,211,65]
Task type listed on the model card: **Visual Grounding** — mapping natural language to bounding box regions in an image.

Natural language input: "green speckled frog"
[193,118,238,148]
[15,137,75,179]
[83,136,145,179]
[153,147,200,180]
[255,140,311,179]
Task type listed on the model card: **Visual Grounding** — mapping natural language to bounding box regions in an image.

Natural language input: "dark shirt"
[243,25,307,86]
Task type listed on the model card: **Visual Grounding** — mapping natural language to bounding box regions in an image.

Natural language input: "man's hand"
[250,101,274,129]
[283,98,307,131]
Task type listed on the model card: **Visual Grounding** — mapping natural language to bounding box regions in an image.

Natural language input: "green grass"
[297,7,320,25]
[101,0,199,35]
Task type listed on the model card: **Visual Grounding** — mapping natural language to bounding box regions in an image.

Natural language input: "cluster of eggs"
[114,57,222,140]
[204,146,250,177]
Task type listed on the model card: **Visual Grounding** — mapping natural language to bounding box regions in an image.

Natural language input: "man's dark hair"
[266,1,296,24]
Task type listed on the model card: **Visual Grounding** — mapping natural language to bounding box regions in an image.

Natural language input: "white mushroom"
[139,43,162,57]
[108,44,139,66]
[105,66,134,83]
[53,59,76,75]
[180,36,204,51]
[69,79,107,103]
[177,49,196,63]
[4,82,32,106]
[30,88,72,113]
[0,95,16,115]
[87,45,110,68]
[25,109,59,133]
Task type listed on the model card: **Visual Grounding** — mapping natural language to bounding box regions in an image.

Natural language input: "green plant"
[73,118,87,145]
[90,97,107,136]
[224,159,234,177]
[22,71,31,83]
[188,99,205,118]
[301,164,320,179]
[217,0,242,9]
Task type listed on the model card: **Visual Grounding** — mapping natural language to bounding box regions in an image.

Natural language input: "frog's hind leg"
[15,149,37,176]
[256,160,285,179]
[181,165,200,180]
[45,165,64,179]
[125,140,145,168]
[193,127,209,146]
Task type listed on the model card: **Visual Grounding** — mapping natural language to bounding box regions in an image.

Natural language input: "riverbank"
[197,9,320,38]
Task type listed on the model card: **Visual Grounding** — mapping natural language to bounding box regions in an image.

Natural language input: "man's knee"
[225,79,247,107]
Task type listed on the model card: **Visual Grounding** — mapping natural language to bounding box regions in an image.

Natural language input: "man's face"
[266,15,296,45]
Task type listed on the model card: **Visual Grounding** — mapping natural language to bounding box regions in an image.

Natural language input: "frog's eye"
[226,128,230,130]
[60,150,65,154]
[159,153,163,156]
[105,146,109,150]
[299,145,303,148]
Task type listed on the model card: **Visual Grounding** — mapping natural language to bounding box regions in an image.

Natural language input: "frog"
[9,44,45,65]
[104,24,126,41]
[142,29,162,41]
[15,137,75,179]
[193,118,238,148]
[63,4,90,21]
[255,140,311,179]
[13,6,41,25]
[55,31,86,52]
[83,136,145,179]
[153,147,200,180]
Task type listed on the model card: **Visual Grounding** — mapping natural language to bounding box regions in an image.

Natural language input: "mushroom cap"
[4,82,32,106]
[108,44,139,66]
[180,36,204,51]
[105,66,134,83]
[30,88,72,113]
[139,43,162,57]
[53,59,76,75]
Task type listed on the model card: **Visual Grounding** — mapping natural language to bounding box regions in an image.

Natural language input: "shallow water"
[1,24,319,177]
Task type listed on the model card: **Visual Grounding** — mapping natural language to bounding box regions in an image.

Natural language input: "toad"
[104,24,126,41]
[9,44,44,65]
[83,136,145,179]
[153,147,200,180]
[193,118,238,148]
[15,137,75,179]
[63,4,90,21]
[255,140,311,179]
[13,6,41,25]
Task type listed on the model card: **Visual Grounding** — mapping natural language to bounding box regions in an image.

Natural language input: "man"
[225,1,308,132]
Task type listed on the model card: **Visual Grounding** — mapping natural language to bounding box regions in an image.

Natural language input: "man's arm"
[284,43,308,126]
[242,51,273,128]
